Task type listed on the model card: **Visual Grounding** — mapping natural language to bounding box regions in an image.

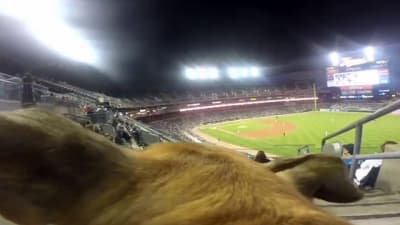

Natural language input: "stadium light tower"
[364,46,375,62]
[329,52,340,66]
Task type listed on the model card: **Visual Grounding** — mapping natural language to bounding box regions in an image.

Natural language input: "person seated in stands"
[87,107,95,115]
[115,123,131,146]
[254,151,271,163]
[103,133,114,142]
[85,123,102,134]
[355,141,398,190]
[129,126,139,138]
[130,127,145,147]
[342,143,376,189]
[380,140,398,152]
[342,144,357,170]
[111,117,119,128]
[80,120,91,127]
[354,160,382,190]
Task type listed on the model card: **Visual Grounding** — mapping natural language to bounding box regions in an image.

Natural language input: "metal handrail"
[132,120,179,143]
[342,152,400,160]
[36,78,99,101]
[321,99,400,179]
[0,78,19,85]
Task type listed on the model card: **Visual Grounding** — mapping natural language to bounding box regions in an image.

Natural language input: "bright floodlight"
[0,0,62,22]
[0,0,97,64]
[197,68,208,80]
[184,67,197,80]
[228,66,261,79]
[329,52,340,66]
[227,67,240,79]
[184,67,219,80]
[250,67,261,77]
[364,46,375,62]
[198,67,219,80]
[240,67,249,78]
[207,67,219,79]
[29,22,97,64]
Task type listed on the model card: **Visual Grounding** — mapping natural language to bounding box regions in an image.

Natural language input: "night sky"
[1,0,400,96]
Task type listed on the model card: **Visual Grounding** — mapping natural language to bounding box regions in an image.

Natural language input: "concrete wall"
[375,144,400,193]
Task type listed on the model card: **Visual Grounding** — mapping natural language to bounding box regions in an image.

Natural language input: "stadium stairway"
[316,189,400,224]
[317,144,400,225]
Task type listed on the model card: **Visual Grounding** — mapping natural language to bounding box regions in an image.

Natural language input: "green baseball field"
[198,112,400,156]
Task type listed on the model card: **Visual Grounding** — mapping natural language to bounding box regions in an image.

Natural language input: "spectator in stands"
[355,141,398,190]
[342,144,355,169]
[380,140,398,152]
[115,123,132,146]
[85,123,101,134]
[254,151,271,163]
[102,132,114,142]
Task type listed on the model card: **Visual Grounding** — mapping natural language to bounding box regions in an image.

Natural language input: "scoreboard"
[327,60,389,88]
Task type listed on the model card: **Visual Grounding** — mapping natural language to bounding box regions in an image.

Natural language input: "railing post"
[349,124,363,179]
[321,139,326,151]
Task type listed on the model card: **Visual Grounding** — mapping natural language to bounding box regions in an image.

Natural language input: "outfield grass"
[198,112,400,156]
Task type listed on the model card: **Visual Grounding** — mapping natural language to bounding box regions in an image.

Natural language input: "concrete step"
[352,217,400,225]
[327,202,400,219]
[316,191,400,221]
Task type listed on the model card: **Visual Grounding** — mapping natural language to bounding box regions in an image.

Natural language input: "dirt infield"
[240,119,297,139]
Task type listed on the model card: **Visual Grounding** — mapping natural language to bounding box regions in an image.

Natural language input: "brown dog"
[0,108,358,225]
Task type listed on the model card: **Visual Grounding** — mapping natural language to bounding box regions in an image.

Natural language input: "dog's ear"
[0,108,132,225]
[266,154,363,203]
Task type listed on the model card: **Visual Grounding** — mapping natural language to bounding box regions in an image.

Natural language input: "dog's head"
[265,154,363,203]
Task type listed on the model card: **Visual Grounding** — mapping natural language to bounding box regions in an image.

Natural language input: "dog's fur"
[0,108,360,225]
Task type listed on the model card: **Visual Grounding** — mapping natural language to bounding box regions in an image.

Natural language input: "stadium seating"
[322,142,344,157]
[328,102,388,112]
[130,86,314,106]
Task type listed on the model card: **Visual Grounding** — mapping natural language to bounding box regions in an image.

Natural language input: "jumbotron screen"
[327,60,389,87]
